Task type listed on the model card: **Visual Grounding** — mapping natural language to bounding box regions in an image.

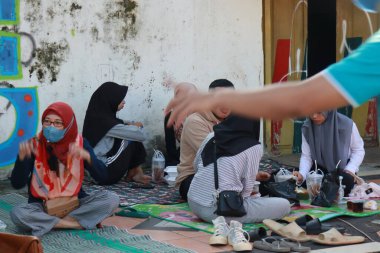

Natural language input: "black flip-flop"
[294,215,345,235]
[245,227,267,242]
[130,182,155,189]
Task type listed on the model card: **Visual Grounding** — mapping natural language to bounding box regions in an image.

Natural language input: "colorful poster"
[0,87,39,168]
[0,31,22,80]
[0,0,19,25]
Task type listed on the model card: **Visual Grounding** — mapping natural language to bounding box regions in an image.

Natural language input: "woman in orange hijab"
[10,102,119,237]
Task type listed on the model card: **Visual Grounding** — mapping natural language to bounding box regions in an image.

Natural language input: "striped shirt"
[187,133,263,207]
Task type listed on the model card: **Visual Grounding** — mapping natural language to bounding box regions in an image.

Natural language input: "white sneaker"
[209,216,229,245]
[228,220,252,252]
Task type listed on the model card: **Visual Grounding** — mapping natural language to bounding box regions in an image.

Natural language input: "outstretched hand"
[164,90,217,127]
[18,140,36,161]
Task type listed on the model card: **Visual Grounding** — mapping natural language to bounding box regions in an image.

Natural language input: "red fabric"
[39,102,78,166]
[365,98,378,146]
[30,102,83,199]
[271,39,290,154]
[31,135,84,199]
[272,39,290,83]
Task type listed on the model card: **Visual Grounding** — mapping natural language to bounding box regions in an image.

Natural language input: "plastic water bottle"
[0,219,7,230]
[151,149,165,183]
[337,176,345,205]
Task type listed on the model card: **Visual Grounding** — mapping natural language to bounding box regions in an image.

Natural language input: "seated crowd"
[10,80,365,239]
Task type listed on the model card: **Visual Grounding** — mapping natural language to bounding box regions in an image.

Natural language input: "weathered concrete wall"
[0,0,263,172]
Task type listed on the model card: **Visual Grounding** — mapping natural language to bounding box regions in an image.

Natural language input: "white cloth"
[299,122,364,181]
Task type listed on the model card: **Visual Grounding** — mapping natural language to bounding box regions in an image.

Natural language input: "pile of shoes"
[209,215,366,252]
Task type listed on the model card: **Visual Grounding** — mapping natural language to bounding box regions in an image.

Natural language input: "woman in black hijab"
[83,82,151,185]
[187,115,290,224]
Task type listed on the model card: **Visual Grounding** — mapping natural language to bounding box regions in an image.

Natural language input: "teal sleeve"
[323,29,380,106]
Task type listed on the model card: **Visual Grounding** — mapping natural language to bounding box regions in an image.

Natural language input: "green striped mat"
[0,193,194,253]
[133,201,380,234]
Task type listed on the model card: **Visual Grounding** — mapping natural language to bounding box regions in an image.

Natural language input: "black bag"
[216,190,247,217]
[311,173,339,207]
[213,141,246,217]
[262,179,300,206]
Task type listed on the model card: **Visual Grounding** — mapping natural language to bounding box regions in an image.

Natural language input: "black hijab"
[202,114,260,166]
[83,82,128,147]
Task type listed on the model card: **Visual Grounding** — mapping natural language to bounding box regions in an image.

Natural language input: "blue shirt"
[323,29,380,106]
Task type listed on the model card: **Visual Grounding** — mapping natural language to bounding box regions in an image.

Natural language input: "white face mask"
[352,0,380,13]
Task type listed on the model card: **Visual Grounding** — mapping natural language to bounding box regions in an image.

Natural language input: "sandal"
[279,238,310,252]
[130,182,155,189]
[263,219,310,242]
[294,215,345,235]
[245,227,267,242]
[253,237,290,252]
[115,207,150,218]
[311,228,365,245]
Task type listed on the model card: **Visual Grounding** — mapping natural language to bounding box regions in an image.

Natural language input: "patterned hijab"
[302,110,353,171]
[83,82,128,147]
[39,102,78,165]
[31,102,83,200]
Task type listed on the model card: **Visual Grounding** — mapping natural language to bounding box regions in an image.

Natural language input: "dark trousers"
[179,175,194,201]
[164,113,180,166]
[98,141,146,185]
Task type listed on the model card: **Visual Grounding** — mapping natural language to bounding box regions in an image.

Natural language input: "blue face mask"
[353,0,380,13]
[43,126,66,143]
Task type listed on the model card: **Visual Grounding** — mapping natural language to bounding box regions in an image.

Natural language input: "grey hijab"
[302,110,353,172]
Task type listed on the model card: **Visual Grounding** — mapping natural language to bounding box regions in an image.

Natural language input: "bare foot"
[127,166,152,184]
[54,217,83,229]
[133,173,152,184]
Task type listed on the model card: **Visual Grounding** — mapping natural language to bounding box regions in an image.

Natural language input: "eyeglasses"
[42,119,64,128]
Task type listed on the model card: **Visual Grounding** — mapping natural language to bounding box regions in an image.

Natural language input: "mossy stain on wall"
[70,3,82,16]
[24,0,42,33]
[105,0,138,40]
[29,40,70,83]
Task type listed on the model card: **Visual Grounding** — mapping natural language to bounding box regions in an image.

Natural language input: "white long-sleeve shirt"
[299,122,365,181]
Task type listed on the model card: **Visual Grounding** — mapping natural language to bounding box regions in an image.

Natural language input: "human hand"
[256,171,271,181]
[125,121,143,128]
[343,170,364,185]
[68,143,91,164]
[293,171,303,184]
[132,121,143,128]
[18,140,36,161]
[165,90,218,127]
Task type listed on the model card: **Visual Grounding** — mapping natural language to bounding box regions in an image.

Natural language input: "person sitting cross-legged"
[10,102,119,237]
[188,115,291,224]
[176,79,235,200]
